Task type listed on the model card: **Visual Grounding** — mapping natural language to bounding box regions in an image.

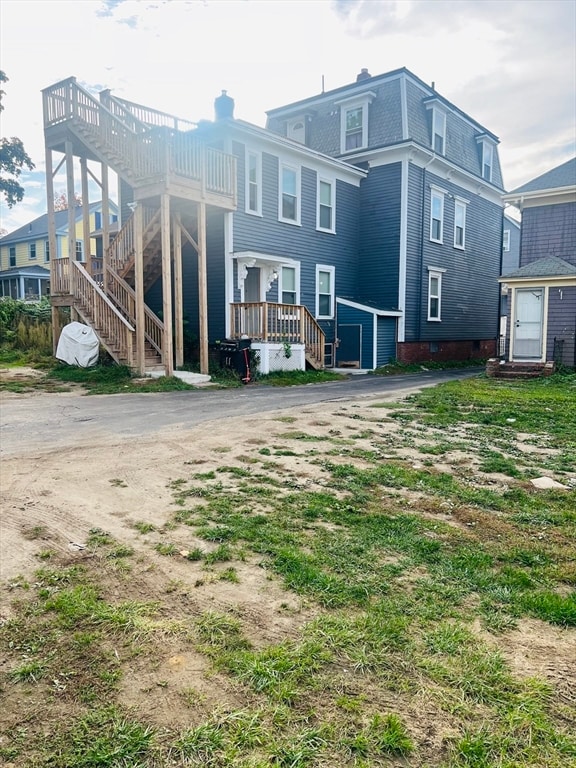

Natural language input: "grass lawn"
[1,372,575,767]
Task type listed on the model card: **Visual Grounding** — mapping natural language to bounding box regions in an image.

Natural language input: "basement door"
[512,288,544,360]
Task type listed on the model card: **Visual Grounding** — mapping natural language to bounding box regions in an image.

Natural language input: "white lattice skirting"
[251,343,305,374]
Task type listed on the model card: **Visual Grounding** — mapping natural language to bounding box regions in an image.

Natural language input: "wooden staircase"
[43,77,237,374]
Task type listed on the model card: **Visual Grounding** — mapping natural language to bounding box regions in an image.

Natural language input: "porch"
[229,301,325,370]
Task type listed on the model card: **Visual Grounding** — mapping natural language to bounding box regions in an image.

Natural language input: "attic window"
[335,91,376,154]
[287,119,306,144]
[476,135,497,182]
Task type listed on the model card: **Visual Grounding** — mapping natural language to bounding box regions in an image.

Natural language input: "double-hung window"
[29,243,37,260]
[279,164,300,224]
[428,267,445,322]
[432,108,446,155]
[45,240,50,262]
[280,265,298,305]
[454,199,467,249]
[316,265,335,319]
[430,189,444,243]
[345,107,363,150]
[477,136,495,182]
[9,246,16,267]
[337,92,375,154]
[317,179,335,232]
[246,151,262,215]
[76,240,83,261]
[503,229,510,252]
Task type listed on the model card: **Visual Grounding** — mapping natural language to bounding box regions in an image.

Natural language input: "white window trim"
[336,92,376,154]
[29,242,37,260]
[279,262,301,305]
[453,198,467,250]
[427,266,446,322]
[476,136,496,183]
[278,163,301,225]
[432,107,446,155]
[315,264,335,319]
[245,150,262,216]
[430,188,445,243]
[503,229,510,252]
[316,177,336,233]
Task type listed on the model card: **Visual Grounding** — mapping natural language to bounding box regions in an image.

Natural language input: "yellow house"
[0,202,118,299]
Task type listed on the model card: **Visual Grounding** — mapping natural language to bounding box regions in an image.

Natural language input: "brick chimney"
[356,68,371,82]
[214,90,234,120]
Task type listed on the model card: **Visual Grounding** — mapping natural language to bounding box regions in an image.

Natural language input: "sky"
[1,0,575,234]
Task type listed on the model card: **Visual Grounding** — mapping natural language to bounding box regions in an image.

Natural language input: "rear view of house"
[40,69,505,376]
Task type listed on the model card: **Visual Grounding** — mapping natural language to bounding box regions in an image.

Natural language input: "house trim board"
[346,142,504,205]
[398,157,409,342]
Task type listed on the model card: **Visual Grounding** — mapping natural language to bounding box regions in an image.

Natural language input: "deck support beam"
[65,141,76,292]
[45,145,60,354]
[80,157,91,277]
[198,202,209,375]
[160,192,174,376]
[134,203,146,375]
[173,212,184,369]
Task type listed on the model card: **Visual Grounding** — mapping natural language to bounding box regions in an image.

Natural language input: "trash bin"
[219,338,252,383]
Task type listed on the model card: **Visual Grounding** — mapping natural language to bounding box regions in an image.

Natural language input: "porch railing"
[230,302,325,367]
[43,77,236,199]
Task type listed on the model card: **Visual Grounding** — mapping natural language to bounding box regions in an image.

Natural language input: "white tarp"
[56,322,99,367]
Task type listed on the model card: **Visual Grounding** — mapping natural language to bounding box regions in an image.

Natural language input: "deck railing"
[43,77,236,199]
[230,302,325,367]
[104,267,164,357]
[71,261,135,366]
[51,257,71,294]
[100,91,197,133]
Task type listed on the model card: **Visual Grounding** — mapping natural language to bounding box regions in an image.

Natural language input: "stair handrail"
[100,91,197,133]
[71,261,135,366]
[104,266,164,357]
[107,206,158,275]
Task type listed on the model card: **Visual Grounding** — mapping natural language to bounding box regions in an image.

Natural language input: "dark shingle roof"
[510,157,576,195]
[0,265,50,278]
[503,256,576,279]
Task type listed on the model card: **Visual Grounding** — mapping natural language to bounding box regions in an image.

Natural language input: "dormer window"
[287,119,306,144]
[432,108,446,155]
[336,91,376,154]
[424,98,447,156]
[476,135,497,182]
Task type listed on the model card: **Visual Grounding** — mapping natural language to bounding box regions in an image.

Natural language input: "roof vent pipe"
[214,90,234,120]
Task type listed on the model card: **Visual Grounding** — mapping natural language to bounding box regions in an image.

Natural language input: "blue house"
[266,67,505,367]
[41,70,505,376]
[500,157,576,369]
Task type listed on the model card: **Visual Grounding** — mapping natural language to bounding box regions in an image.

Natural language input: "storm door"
[512,288,544,360]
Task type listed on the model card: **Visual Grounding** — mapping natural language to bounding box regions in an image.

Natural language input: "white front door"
[512,288,544,360]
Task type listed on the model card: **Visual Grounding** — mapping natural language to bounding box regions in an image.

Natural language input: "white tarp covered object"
[56,322,99,367]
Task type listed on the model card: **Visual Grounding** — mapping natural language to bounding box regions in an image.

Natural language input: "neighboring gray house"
[500,157,576,368]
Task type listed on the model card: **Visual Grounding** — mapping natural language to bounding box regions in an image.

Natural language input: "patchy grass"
[1,374,575,767]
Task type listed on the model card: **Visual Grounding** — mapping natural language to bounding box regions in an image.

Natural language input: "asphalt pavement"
[0,368,483,456]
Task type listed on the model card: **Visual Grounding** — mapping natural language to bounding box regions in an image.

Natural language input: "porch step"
[486,360,555,379]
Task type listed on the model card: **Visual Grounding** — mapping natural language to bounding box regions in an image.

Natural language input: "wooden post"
[80,157,91,276]
[160,192,174,376]
[65,140,76,294]
[198,201,209,375]
[45,146,60,354]
[173,211,184,369]
[101,163,110,260]
[134,203,146,375]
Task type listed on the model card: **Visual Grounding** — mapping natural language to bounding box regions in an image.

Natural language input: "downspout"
[497,205,506,357]
[417,155,436,341]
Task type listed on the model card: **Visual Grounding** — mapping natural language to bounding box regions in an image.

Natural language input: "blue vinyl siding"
[547,286,576,367]
[404,165,501,342]
[358,162,402,308]
[521,203,576,267]
[232,141,360,340]
[376,316,397,366]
